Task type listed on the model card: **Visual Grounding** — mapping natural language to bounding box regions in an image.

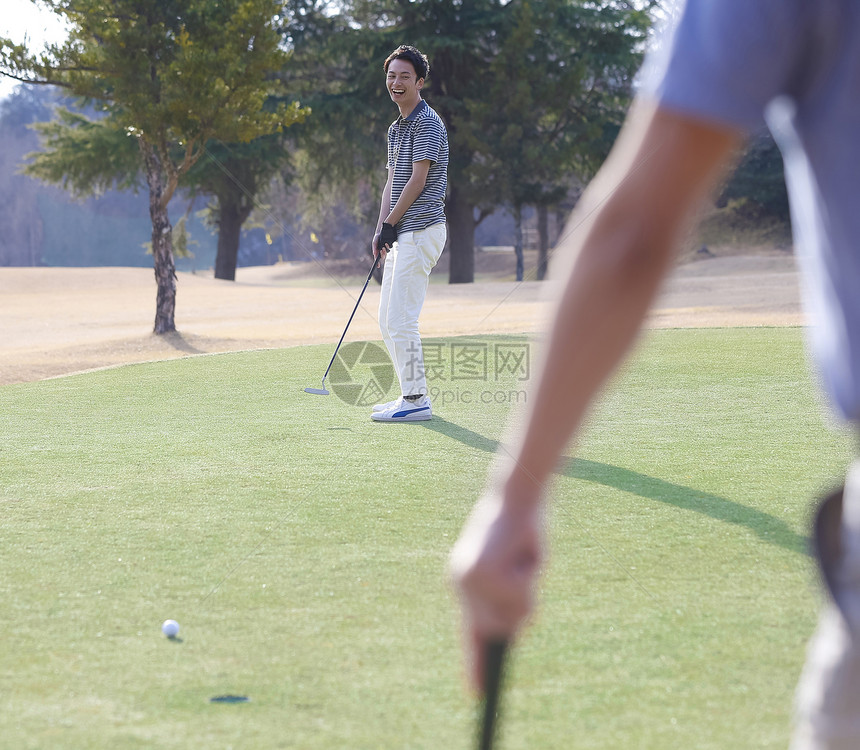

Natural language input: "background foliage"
[0,0,790,276]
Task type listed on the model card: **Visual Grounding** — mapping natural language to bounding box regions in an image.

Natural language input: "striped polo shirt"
[386,99,448,233]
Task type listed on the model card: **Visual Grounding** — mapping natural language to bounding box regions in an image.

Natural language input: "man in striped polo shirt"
[371,45,448,423]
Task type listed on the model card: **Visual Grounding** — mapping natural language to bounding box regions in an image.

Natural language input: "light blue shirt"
[645,0,860,421]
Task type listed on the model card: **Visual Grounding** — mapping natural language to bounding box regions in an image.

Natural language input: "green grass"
[0,328,854,748]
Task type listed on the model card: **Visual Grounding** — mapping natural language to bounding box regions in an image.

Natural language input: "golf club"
[479,639,508,750]
[304,253,379,395]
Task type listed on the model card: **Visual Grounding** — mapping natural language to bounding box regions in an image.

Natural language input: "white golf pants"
[378,222,447,398]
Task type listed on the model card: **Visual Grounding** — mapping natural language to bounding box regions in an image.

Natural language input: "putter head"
[304,386,330,395]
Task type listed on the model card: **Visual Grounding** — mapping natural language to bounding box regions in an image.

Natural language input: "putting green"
[0,328,852,748]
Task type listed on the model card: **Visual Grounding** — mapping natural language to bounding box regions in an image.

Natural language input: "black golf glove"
[377,222,398,252]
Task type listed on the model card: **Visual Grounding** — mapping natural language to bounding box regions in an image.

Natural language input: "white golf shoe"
[372,398,399,413]
[371,395,432,422]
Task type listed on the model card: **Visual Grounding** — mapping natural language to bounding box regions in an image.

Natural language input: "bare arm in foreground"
[449,100,743,690]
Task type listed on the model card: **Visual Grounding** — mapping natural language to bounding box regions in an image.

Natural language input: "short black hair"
[383,45,429,80]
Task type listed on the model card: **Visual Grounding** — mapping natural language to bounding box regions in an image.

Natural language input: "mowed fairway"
[0,328,854,748]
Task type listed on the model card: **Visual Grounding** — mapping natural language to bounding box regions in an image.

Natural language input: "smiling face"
[386,58,423,115]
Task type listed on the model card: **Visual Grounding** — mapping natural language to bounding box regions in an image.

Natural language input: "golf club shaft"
[320,255,379,383]
[479,639,508,750]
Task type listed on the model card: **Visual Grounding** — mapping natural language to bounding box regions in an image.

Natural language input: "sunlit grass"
[0,328,852,748]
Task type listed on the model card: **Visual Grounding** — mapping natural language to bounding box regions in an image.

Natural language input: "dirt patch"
[0,251,803,386]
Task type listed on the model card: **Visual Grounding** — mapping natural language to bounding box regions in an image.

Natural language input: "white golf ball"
[161,619,180,638]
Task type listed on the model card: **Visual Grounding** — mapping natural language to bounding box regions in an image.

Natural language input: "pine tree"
[1,0,306,331]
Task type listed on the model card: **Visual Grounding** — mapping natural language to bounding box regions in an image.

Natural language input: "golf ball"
[161,619,180,638]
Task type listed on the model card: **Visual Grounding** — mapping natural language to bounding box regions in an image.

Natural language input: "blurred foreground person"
[449,2,860,747]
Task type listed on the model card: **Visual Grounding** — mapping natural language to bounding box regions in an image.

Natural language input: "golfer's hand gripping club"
[377,222,397,255]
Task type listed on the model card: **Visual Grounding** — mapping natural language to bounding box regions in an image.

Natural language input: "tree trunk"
[446,183,475,284]
[141,140,177,334]
[537,204,549,281]
[513,205,524,282]
[214,192,252,281]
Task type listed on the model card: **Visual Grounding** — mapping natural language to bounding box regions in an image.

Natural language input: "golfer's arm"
[499,101,743,503]
[385,159,431,226]
[376,169,395,232]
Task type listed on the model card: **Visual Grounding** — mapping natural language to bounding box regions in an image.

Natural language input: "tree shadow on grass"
[423,416,809,556]
[158,331,205,354]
